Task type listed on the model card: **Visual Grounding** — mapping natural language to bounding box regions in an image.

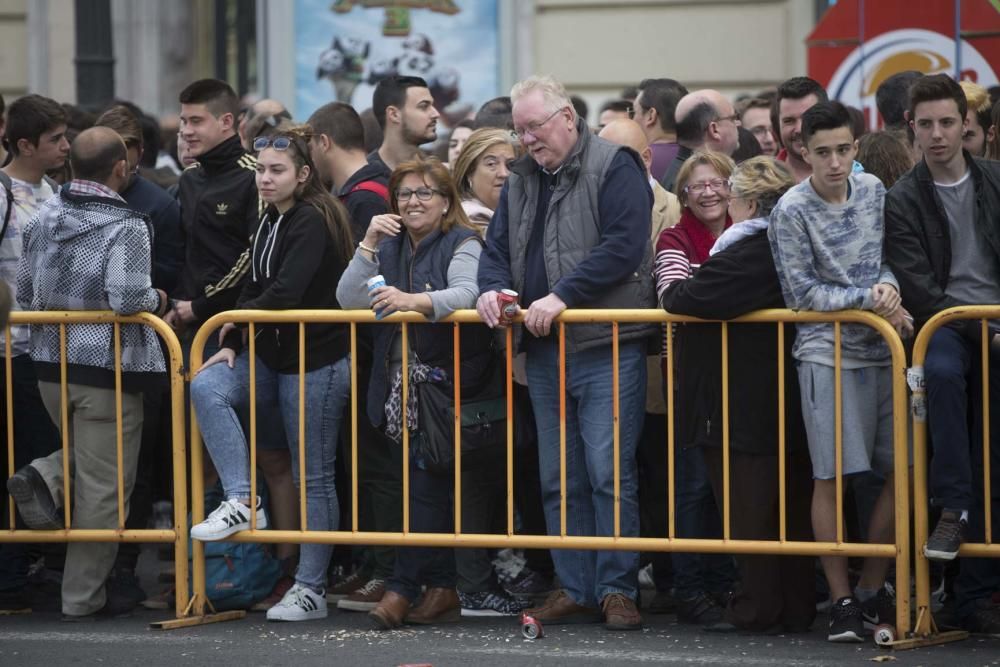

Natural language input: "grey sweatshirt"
[768,172,897,367]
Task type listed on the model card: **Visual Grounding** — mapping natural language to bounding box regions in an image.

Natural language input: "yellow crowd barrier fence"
[0,311,190,623]
[910,306,1000,647]
[184,308,914,641]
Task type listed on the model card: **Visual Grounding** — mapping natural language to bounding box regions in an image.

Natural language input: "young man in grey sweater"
[768,101,912,643]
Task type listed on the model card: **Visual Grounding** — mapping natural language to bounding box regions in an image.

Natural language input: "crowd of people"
[0,66,998,645]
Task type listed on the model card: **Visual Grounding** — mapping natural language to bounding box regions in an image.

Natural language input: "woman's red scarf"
[677,208,732,264]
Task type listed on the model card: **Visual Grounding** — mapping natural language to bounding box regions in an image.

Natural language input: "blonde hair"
[728,156,794,217]
[675,151,736,206]
[510,75,576,120]
[960,80,991,114]
[451,128,520,200]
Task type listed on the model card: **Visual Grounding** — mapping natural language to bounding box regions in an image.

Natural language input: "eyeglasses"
[396,187,442,202]
[715,114,741,127]
[626,106,636,120]
[253,136,292,151]
[684,178,731,195]
[513,108,564,139]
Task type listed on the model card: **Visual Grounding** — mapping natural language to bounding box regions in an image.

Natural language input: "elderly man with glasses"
[477,75,656,632]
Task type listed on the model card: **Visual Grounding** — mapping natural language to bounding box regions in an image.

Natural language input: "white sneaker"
[190,498,267,541]
[266,583,328,622]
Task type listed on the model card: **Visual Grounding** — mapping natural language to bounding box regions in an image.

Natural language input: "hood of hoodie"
[40,189,141,244]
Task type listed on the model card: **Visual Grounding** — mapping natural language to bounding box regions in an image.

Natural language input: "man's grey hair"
[510,75,577,121]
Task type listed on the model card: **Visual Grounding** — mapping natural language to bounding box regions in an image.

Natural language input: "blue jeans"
[926,328,1000,621]
[526,341,645,606]
[191,352,350,592]
[926,327,985,511]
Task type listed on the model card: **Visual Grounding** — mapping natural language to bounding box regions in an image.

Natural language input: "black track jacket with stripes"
[176,135,259,322]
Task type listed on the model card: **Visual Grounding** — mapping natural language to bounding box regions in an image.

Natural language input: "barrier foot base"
[885,629,968,651]
[149,610,246,630]
[0,607,31,616]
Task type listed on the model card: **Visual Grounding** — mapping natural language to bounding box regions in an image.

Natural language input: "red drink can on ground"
[497,289,519,326]
[521,612,543,639]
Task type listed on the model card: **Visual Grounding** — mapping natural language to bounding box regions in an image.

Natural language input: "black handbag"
[412,361,506,474]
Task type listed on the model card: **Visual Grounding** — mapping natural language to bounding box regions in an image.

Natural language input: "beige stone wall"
[0,0,29,99]
[530,0,816,124]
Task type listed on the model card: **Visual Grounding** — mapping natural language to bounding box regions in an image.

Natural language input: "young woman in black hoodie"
[189,124,355,622]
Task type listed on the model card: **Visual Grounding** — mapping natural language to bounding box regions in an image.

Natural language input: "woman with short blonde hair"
[451,128,520,229]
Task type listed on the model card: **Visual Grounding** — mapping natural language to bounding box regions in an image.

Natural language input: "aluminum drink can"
[367,275,387,320]
[520,612,543,639]
[497,289,519,326]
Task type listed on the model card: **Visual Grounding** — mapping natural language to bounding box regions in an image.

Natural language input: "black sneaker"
[504,569,555,598]
[647,589,678,615]
[828,596,865,642]
[0,588,31,615]
[963,599,1000,637]
[6,465,62,530]
[924,510,967,561]
[676,591,724,625]
[860,584,896,630]
[105,567,146,612]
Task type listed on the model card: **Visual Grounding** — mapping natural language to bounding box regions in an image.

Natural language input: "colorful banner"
[808,0,1000,128]
[294,0,499,123]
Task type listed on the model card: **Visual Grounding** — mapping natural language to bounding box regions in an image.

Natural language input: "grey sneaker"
[924,510,967,561]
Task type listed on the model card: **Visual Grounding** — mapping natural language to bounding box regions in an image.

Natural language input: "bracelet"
[358,242,377,255]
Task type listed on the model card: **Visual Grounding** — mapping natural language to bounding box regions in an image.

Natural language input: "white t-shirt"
[0,176,56,356]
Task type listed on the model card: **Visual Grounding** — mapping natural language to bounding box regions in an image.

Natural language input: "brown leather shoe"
[524,589,601,625]
[602,592,642,631]
[369,590,410,630]
[405,587,460,625]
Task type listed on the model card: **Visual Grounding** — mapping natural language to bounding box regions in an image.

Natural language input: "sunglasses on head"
[253,136,293,152]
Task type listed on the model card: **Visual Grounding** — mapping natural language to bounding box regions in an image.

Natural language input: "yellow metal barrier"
[909,306,1000,647]
[1,311,190,624]
[186,307,912,638]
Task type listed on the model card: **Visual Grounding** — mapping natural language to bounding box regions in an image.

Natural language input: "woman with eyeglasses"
[652,150,738,626]
[660,156,817,634]
[189,124,356,622]
[451,128,519,231]
[336,156,502,630]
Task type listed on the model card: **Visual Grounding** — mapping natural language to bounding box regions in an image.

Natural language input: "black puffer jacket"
[885,152,1000,336]
[661,228,807,455]
[176,135,259,322]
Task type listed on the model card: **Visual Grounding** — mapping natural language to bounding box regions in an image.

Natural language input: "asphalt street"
[2,598,999,666]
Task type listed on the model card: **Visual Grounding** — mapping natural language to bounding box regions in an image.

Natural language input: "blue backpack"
[188,482,282,611]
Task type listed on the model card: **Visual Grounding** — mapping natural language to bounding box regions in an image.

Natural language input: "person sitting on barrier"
[8,126,169,620]
[189,123,355,622]
[885,73,1000,636]
[768,101,912,643]
[653,149,739,626]
[336,156,499,630]
[661,155,817,634]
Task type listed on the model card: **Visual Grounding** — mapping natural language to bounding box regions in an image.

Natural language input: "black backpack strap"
[0,171,14,247]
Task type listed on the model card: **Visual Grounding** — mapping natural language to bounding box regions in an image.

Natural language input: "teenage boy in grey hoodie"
[768,101,912,643]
